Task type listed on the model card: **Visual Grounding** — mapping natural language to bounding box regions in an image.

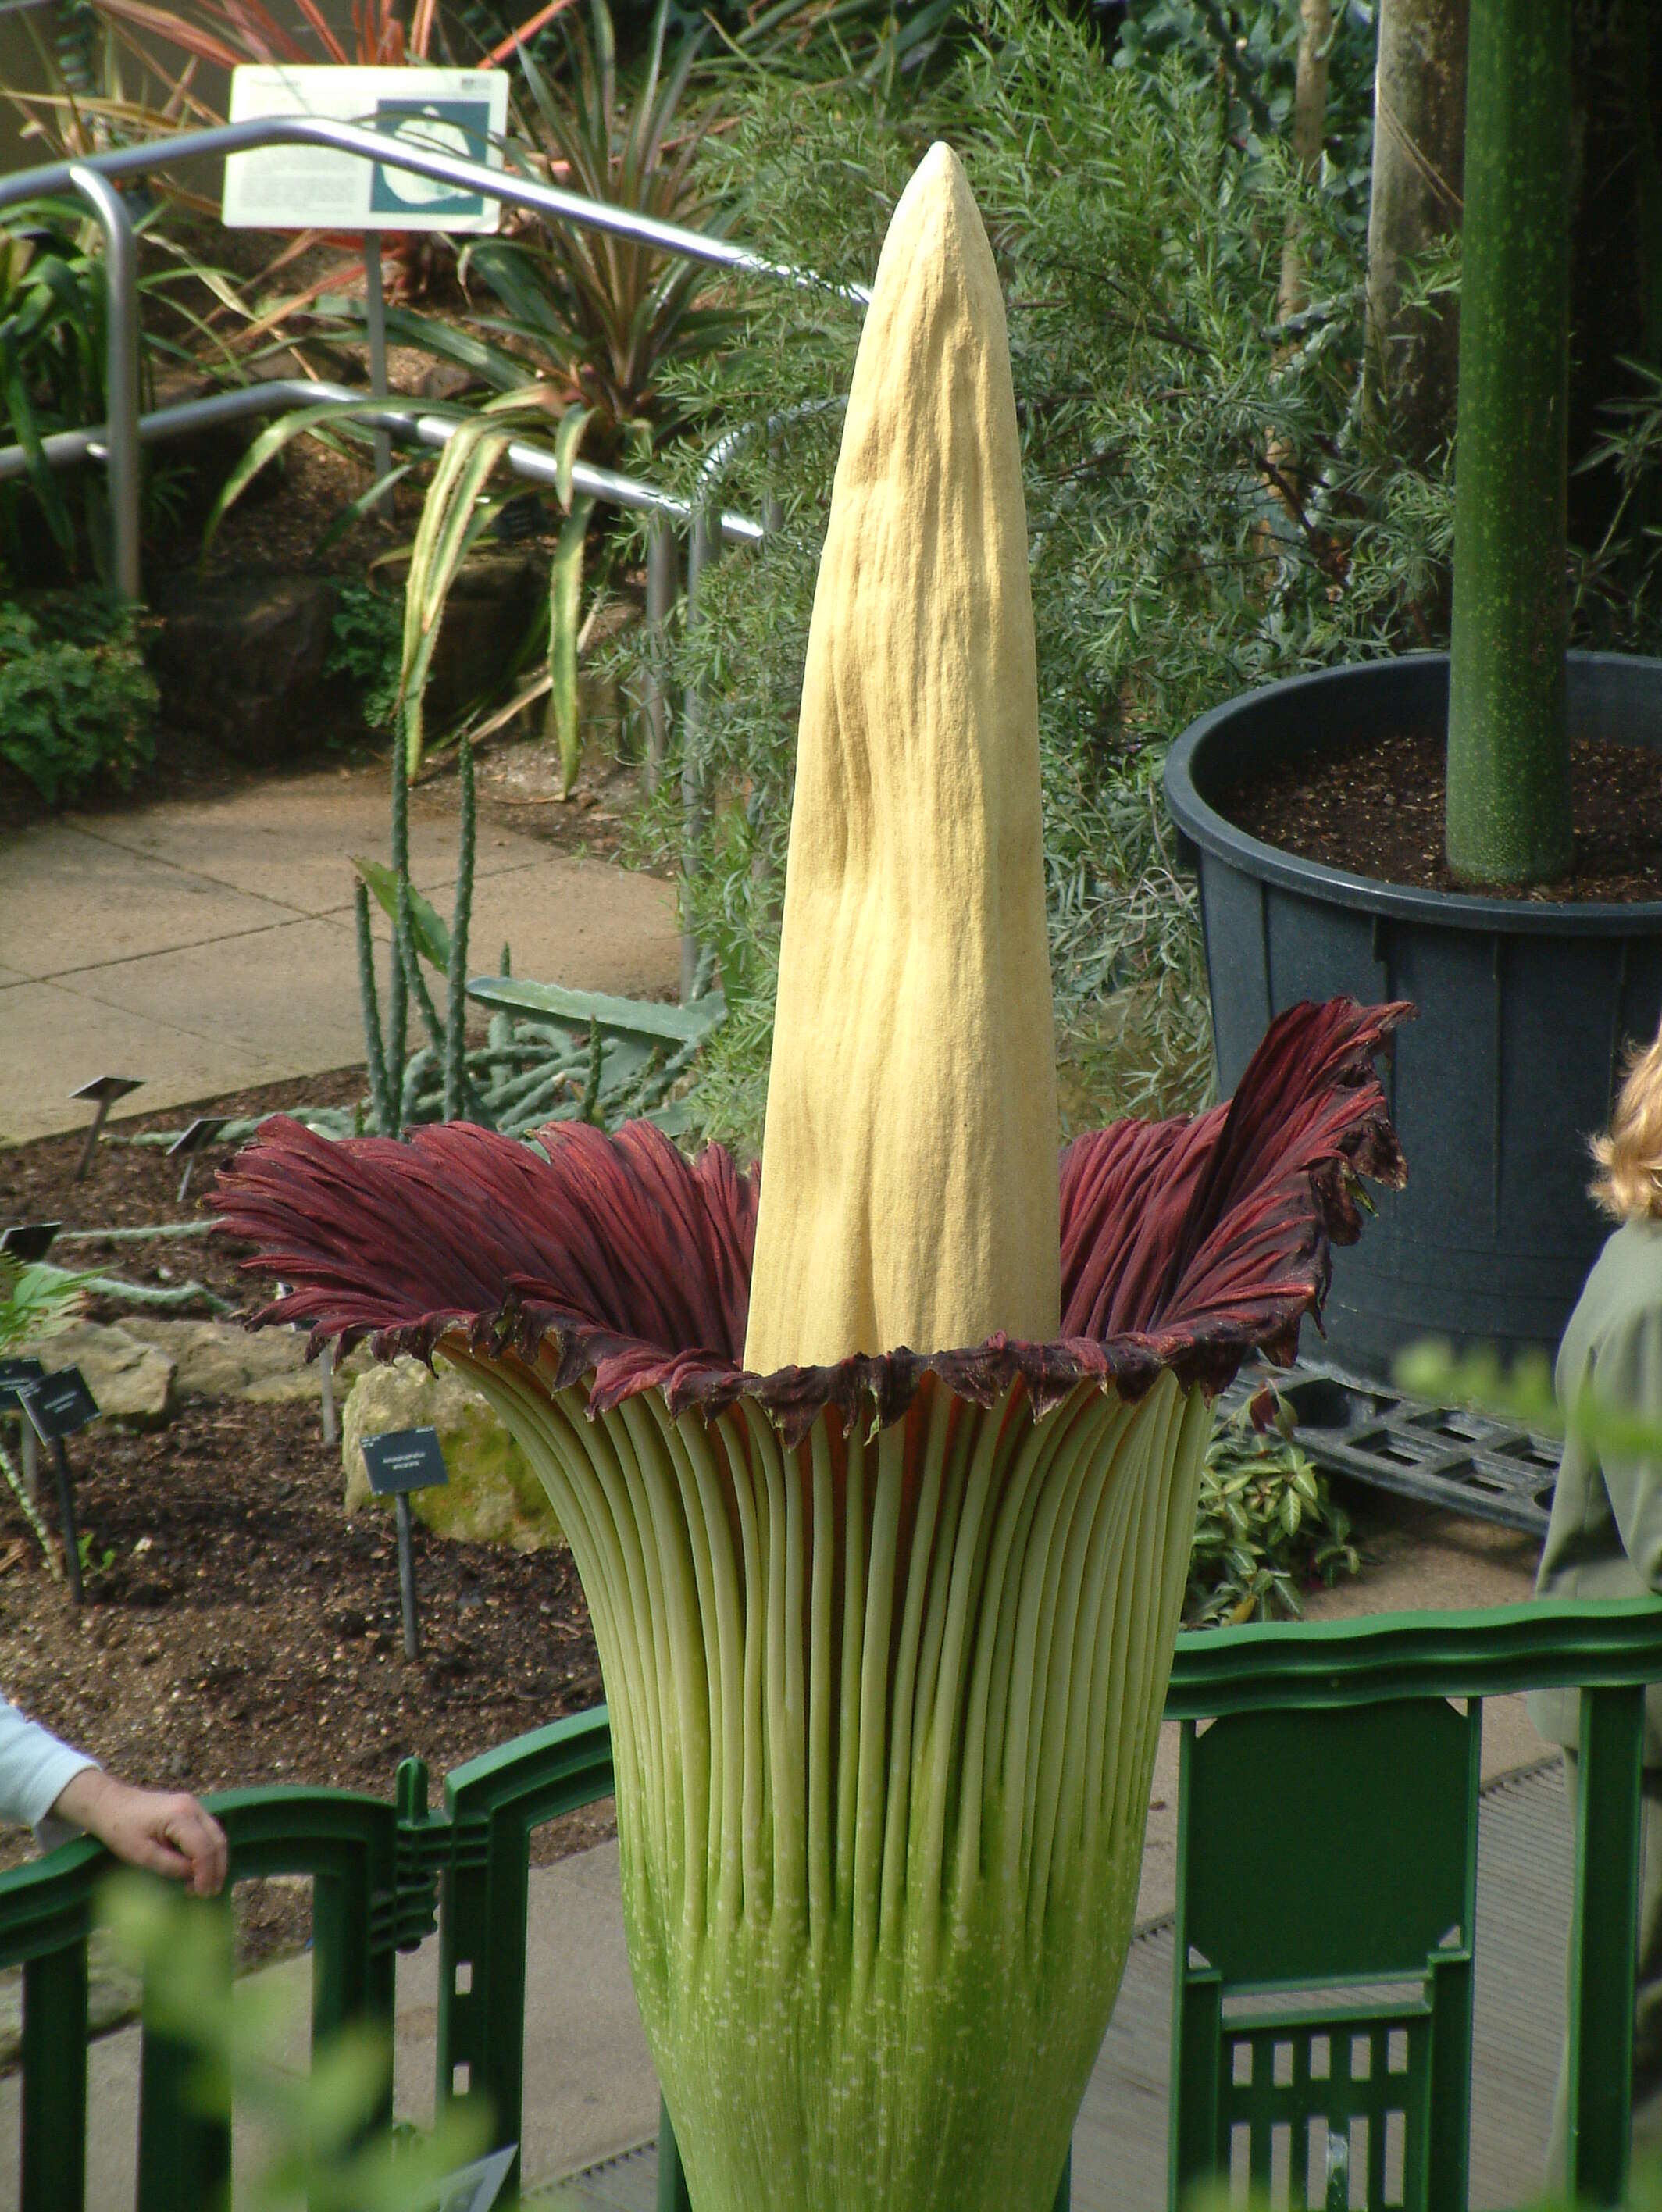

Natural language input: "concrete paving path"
[0,765,681,1143]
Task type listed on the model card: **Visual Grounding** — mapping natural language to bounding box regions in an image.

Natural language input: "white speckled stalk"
[457,1358,1211,2212]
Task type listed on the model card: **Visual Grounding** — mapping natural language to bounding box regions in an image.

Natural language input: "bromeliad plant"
[216,147,1406,2212]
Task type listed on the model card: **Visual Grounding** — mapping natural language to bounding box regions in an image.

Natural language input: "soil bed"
[1222,726,1662,901]
[0,1078,610,1946]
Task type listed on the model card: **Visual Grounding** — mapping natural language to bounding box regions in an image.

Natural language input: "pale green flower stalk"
[463,1363,1208,2208]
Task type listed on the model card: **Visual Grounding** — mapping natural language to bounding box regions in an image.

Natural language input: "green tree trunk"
[1363,0,1469,469]
[1445,0,1575,887]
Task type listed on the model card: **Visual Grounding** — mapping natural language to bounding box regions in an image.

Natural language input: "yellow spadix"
[744,141,1061,1374]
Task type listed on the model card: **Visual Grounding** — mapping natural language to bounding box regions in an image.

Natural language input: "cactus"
[355,732,483,1134]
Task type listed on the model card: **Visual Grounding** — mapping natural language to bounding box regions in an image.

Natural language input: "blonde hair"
[1592,1026,1662,1223]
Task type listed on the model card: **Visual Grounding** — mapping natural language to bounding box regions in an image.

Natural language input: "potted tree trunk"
[1164,0,1662,1382]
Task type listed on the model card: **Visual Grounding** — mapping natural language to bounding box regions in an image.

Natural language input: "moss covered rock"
[341,1357,561,1551]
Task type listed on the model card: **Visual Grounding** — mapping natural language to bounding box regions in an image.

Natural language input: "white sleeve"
[0,1694,98,1834]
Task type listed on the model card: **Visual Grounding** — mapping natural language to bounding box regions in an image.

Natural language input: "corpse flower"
[216,144,1407,2212]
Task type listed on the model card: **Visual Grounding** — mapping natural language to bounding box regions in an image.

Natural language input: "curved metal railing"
[0,116,867,598]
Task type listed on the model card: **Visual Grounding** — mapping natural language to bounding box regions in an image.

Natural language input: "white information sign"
[223,66,510,233]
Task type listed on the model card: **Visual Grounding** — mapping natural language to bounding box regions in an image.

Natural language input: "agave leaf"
[545,491,594,794]
[380,301,527,392]
[398,406,530,772]
[350,856,451,970]
[199,398,394,558]
[551,401,593,508]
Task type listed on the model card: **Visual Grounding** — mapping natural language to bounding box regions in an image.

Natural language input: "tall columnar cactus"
[355,731,479,1133]
[218,146,1407,2212]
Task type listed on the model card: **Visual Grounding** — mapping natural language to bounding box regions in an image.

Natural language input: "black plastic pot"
[1164,652,1662,1382]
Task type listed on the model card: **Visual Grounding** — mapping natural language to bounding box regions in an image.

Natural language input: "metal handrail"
[63,162,141,600]
[0,377,767,545]
[0,114,869,300]
[0,115,865,601]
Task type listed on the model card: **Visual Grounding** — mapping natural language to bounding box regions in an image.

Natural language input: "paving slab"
[0,979,282,1146]
[62,915,362,1063]
[2,775,681,1143]
[0,823,298,980]
[66,771,555,915]
[333,856,680,1007]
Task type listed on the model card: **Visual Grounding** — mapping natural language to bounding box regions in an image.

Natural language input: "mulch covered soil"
[0,1075,611,1914]
[1222,726,1662,901]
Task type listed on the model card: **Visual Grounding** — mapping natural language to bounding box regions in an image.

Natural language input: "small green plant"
[0,592,157,804]
[326,583,403,733]
[1185,1390,1361,1628]
[76,1529,117,1579]
[0,1252,89,1359]
[0,195,214,578]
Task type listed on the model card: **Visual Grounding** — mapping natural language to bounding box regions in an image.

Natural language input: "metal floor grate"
[1219,1362,1562,1539]
[530,1761,1572,2211]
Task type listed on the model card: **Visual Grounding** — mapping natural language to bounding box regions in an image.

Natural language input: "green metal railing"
[4,1594,1660,2211]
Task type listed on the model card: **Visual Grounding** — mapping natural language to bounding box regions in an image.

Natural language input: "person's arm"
[0,1696,226,1894]
[48,1768,227,1896]
[0,1694,97,1832]
[1583,1305,1662,1589]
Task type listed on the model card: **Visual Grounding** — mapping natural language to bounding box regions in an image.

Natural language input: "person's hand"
[51,1769,228,1896]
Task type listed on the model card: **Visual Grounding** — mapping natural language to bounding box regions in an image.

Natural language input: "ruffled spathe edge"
[212,996,1410,1447]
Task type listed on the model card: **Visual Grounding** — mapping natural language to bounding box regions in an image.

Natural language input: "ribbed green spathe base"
[459,1361,1211,2212]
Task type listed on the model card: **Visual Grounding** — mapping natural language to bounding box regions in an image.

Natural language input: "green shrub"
[326,581,403,733]
[610,2,1662,1155]
[616,11,1450,1153]
[0,592,156,804]
[1185,1393,1361,1628]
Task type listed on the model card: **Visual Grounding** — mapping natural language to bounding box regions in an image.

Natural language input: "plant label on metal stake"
[319,1340,338,1446]
[17,1366,98,1607]
[167,1118,229,1204]
[70,1076,143,1181]
[0,1222,60,1263]
[0,1357,45,1500]
[362,229,394,514]
[221,70,506,531]
[425,2144,517,2212]
[361,1425,448,1661]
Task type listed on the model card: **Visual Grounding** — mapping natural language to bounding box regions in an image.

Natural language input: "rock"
[120,1318,369,1405]
[27,1321,174,1425]
[153,575,341,765]
[341,1357,561,1552]
[418,360,476,402]
[382,553,540,729]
